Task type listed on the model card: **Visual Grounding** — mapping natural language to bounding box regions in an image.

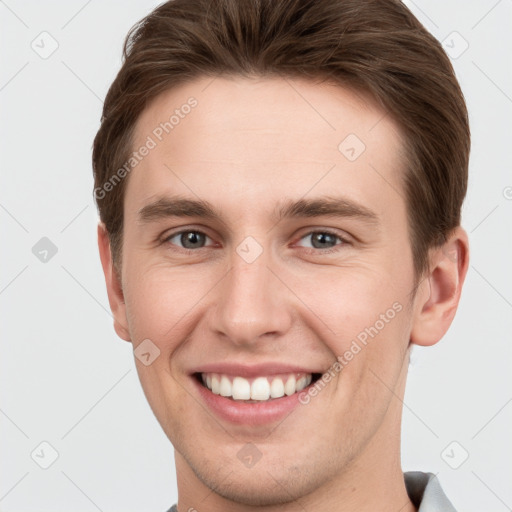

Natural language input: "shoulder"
[404,471,457,512]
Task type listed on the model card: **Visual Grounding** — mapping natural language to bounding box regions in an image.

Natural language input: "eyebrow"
[137,195,379,225]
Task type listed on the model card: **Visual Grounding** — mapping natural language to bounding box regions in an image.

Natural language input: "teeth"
[232,376,251,400]
[270,377,285,398]
[284,375,296,396]
[296,375,310,392]
[200,372,313,401]
[251,377,270,400]
[211,374,220,395]
[219,375,231,397]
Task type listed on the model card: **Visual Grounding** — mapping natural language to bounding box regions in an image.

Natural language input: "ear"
[97,222,131,342]
[410,226,469,346]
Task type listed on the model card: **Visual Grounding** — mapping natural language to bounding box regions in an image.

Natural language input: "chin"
[197,471,307,507]
[184,448,332,507]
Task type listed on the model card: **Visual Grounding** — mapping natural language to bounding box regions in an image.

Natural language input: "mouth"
[190,363,327,425]
[194,372,323,403]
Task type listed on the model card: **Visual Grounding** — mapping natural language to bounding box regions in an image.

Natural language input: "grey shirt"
[166,471,456,511]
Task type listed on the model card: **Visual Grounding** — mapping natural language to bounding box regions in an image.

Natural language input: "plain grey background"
[1,1,511,510]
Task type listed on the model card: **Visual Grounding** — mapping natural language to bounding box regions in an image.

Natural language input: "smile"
[191,364,325,425]
[198,372,321,402]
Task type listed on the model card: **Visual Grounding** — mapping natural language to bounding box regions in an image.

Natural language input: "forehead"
[126,75,406,220]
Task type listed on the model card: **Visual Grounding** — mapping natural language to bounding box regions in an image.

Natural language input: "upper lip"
[191,362,324,378]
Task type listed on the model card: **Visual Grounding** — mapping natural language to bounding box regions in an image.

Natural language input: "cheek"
[122,265,200,421]
[289,263,408,338]
[288,265,411,402]
[123,263,207,344]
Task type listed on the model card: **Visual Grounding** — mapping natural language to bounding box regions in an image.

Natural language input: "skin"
[98,76,469,511]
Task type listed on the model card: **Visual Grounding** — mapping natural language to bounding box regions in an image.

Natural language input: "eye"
[295,230,347,252]
[163,230,213,250]
[161,228,348,254]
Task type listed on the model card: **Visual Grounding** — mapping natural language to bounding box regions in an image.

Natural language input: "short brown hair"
[92,0,470,278]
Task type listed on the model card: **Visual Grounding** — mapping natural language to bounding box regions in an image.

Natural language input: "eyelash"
[160,229,350,255]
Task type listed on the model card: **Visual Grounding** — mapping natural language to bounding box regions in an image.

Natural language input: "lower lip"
[192,376,307,426]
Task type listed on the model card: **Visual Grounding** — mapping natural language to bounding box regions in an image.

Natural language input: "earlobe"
[410,227,469,347]
[97,222,131,342]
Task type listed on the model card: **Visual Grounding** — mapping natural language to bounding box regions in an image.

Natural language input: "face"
[111,76,428,505]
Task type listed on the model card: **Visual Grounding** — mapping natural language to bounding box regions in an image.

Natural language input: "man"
[93,0,470,510]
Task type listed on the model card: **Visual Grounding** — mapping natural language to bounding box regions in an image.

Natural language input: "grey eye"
[166,231,209,249]
[297,232,341,249]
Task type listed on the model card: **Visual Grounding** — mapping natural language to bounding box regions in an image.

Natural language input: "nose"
[208,245,293,347]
